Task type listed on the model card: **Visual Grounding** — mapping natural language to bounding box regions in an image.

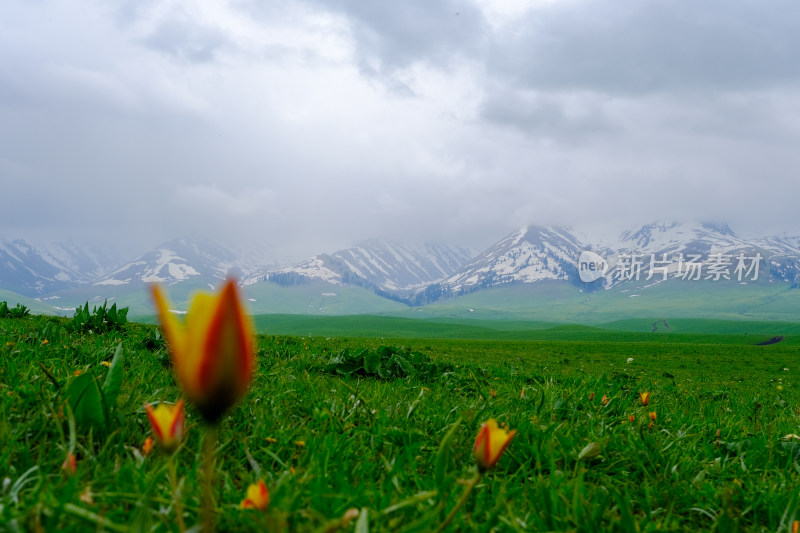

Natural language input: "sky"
[2,0,800,262]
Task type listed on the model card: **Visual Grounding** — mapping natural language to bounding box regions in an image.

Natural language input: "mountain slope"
[95,238,249,287]
[259,240,476,294]
[0,238,118,296]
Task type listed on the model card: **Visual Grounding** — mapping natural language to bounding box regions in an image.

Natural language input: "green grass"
[2,312,800,531]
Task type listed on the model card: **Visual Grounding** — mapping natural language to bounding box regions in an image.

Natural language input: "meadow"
[1,307,800,531]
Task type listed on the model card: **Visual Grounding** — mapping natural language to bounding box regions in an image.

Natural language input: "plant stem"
[202,425,219,533]
[169,456,186,533]
[433,472,482,533]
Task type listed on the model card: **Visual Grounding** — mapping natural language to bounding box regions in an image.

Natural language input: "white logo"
[578,251,608,282]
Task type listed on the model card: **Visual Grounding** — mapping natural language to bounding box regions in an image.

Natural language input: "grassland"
[1,311,800,531]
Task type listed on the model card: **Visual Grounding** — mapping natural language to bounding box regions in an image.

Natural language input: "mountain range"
[1,222,799,320]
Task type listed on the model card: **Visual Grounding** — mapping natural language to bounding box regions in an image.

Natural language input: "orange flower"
[648,411,657,422]
[629,414,635,423]
[142,436,154,456]
[640,392,650,406]
[601,395,609,406]
[62,453,77,475]
[474,419,516,472]
[588,392,595,402]
[145,400,185,454]
[240,480,270,511]
[151,279,255,423]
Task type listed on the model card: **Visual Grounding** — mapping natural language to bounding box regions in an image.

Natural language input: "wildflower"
[100,361,112,367]
[588,392,595,402]
[640,392,650,406]
[151,279,255,424]
[62,453,77,475]
[629,414,635,423]
[793,519,799,533]
[142,436,154,456]
[42,339,49,346]
[520,388,525,399]
[490,389,496,399]
[474,419,516,472]
[240,480,270,511]
[601,395,609,406]
[649,411,657,422]
[145,400,185,454]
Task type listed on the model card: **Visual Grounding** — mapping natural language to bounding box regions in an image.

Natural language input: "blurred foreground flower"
[151,279,255,424]
[640,392,650,406]
[145,400,185,454]
[240,480,270,511]
[142,436,154,456]
[151,278,256,531]
[62,453,77,475]
[474,418,516,472]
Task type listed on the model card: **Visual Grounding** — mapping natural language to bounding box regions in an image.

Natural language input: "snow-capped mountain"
[95,238,256,288]
[2,222,799,314]
[257,239,476,294]
[442,226,583,293]
[401,222,800,305]
[0,238,119,296]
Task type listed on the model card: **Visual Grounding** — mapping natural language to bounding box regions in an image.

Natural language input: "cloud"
[2,0,800,263]
[173,185,276,216]
[487,0,800,95]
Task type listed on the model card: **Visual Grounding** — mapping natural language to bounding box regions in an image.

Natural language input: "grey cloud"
[480,88,614,143]
[302,0,487,73]
[141,16,231,64]
[490,0,800,95]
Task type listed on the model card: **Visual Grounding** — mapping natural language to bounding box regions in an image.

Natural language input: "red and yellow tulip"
[474,419,516,472]
[145,400,185,454]
[151,279,255,423]
[240,480,270,511]
[640,391,650,406]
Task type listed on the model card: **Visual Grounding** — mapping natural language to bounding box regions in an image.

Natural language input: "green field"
[2,310,800,531]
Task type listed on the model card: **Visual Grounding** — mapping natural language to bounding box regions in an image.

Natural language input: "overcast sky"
[2,0,800,261]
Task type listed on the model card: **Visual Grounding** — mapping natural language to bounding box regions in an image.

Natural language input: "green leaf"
[102,343,125,408]
[435,416,462,489]
[363,350,382,375]
[354,508,368,533]
[66,372,106,430]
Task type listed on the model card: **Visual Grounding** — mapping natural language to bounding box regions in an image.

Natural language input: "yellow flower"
[473,419,516,472]
[151,279,255,423]
[601,395,609,406]
[640,392,650,406]
[145,400,185,454]
[648,411,657,422]
[239,480,269,511]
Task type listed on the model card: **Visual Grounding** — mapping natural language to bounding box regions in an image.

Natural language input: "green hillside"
[0,289,58,315]
[399,279,800,322]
